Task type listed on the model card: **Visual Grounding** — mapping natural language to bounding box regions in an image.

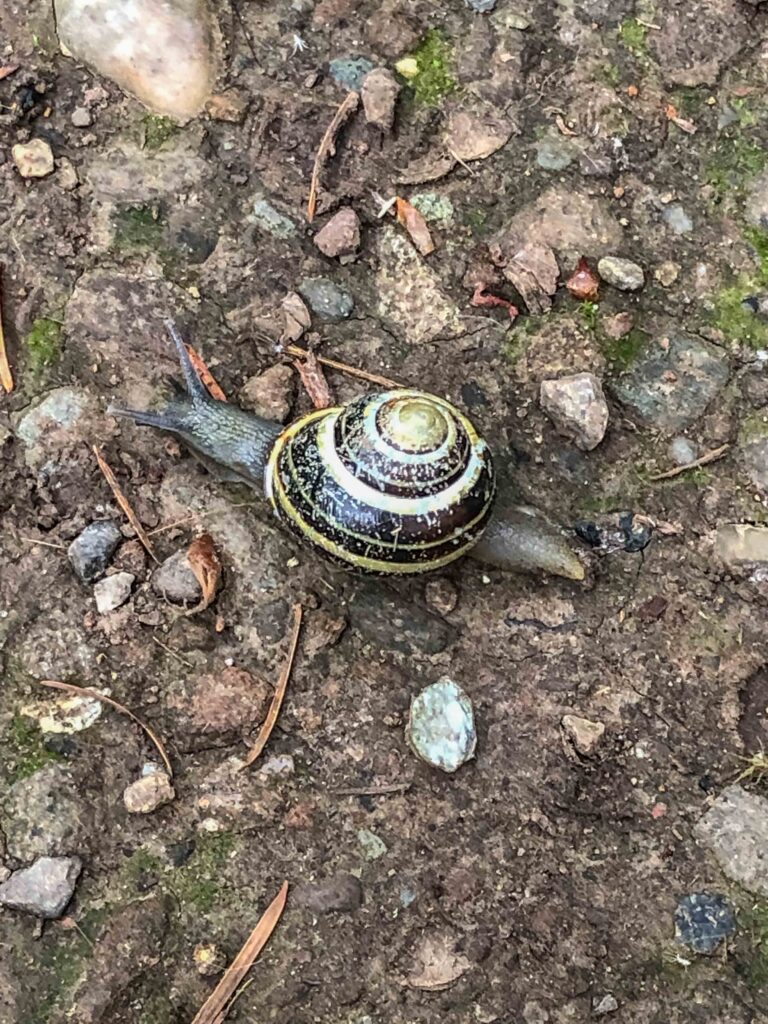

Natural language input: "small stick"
[307,91,359,222]
[92,446,159,563]
[649,443,730,482]
[242,604,303,769]
[190,881,289,1024]
[19,536,67,551]
[333,782,412,797]
[0,267,13,393]
[35,679,173,778]
[284,345,401,389]
[151,635,194,668]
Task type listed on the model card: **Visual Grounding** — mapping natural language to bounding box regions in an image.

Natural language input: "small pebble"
[466,0,496,10]
[662,204,693,235]
[654,261,681,287]
[535,135,575,171]
[561,714,605,756]
[93,571,134,614]
[0,856,82,919]
[669,436,698,466]
[597,256,645,292]
[204,90,248,123]
[251,198,297,240]
[57,156,79,190]
[539,373,609,452]
[298,277,354,319]
[71,106,93,127]
[329,56,375,92]
[674,892,736,954]
[123,770,175,814]
[240,364,295,423]
[361,67,400,133]
[151,550,203,605]
[593,994,619,1016]
[407,678,476,773]
[425,578,458,616]
[313,207,361,259]
[12,138,55,179]
[357,827,388,860]
[602,311,634,339]
[68,521,123,583]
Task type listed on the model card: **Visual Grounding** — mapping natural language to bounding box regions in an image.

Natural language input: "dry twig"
[0,65,19,82]
[92,446,159,563]
[190,881,289,1024]
[186,344,227,401]
[242,603,303,768]
[333,782,412,797]
[283,345,401,388]
[34,679,173,777]
[307,92,359,222]
[649,443,730,482]
[0,269,13,393]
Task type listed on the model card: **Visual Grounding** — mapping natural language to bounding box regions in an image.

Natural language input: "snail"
[108,322,585,581]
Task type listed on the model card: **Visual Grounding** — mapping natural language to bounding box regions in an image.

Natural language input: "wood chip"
[395,197,435,257]
[0,269,12,393]
[242,604,303,769]
[34,679,173,778]
[92,446,159,563]
[185,533,222,615]
[186,344,227,401]
[307,91,359,223]
[283,345,400,388]
[0,64,19,82]
[649,443,730,481]
[293,350,333,409]
[190,881,289,1024]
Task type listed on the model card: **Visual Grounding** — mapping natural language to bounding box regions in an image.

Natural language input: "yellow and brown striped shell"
[264,390,496,575]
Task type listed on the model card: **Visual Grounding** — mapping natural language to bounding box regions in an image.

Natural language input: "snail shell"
[265,389,496,574]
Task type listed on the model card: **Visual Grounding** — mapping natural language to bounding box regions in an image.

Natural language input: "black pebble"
[574,521,603,547]
[619,512,653,553]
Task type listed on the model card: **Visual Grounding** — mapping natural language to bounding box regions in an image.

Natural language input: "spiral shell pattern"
[264,390,496,574]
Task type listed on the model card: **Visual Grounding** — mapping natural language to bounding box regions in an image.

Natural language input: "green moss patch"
[712,227,768,349]
[25,317,62,377]
[601,328,649,371]
[171,832,236,913]
[619,18,648,55]
[408,30,457,107]
[142,114,179,151]
[113,204,165,253]
[5,714,63,783]
[737,900,768,991]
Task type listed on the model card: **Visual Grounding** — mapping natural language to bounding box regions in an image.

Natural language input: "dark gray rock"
[68,521,122,582]
[329,57,375,92]
[610,333,729,432]
[674,892,736,954]
[295,874,363,913]
[4,764,88,861]
[349,584,454,655]
[0,856,82,918]
[298,277,354,319]
[151,549,203,605]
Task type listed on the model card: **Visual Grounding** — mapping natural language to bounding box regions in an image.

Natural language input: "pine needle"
[0,268,13,393]
[92,446,159,563]
[283,345,401,388]
[307,92,359,222]
[34,679,173,778]
[242,603,302,769]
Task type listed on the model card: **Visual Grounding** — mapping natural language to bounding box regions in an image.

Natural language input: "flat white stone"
[407,678,476,773]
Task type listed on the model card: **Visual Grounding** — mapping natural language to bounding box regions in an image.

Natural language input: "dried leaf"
[242,604,303,769]
[0,270,12,393]
[471,283,518,322]
[191,881,289,1024]
[185,345,227,401]
[34,679,173,778]
[92,446,158,563]
[406,933,472,991]
[397,150,456,185]
[670,115,697,135]
[0,64,19,82]
[307,92,359,222]
[294,350,333,409]
[566,257,599,301]
[554,113,577,136]
[395,197,435,257]
[186,533,221,614]
[501,241,559,315]
[280,292,311,344]
[444,107,515,163]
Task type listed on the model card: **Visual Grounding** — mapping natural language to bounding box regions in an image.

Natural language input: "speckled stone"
[298,277,354,319]
[0,857,82,919]
[597,256,645,291]
[251,198,297,239]
[68,521,123,583]
[329,56,375,91]
[674,892,736,954]
[694,785,768,896]
[407,678,476,773]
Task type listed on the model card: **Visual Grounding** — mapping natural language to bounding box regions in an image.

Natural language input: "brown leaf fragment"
[307,91,359,222]
[35,679,173,778]
[0,270,12,392]
[501,241,559,314]
[397,150,456,185]
[406,932,472,991]
[444,107,515,163]
[190,881,289,1024]
[395,197,435,256]
[185,344,227,401]
[280,292,312,344]
[185,533,221,614]
[554,113,577,136]
[294,350,333,409]
[92,446,158,563]
[566,256,599,301]
[0,64,19,82]
[471,283,518,322]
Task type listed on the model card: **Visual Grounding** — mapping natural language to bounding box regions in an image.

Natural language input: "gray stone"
[357,827,387,860]
[739,420,768,492]
[295,874,363,913]
[539,373,609,451]
[535,134,576,171]
[715,524,768,567]
[151,549,203,604]
[593,994,619,1016]
[610,333,729,432]
[669,436,698,466]
[0,856,82,919]
[4,765,87,860]
[251,198,297,240]
[349,584,453,655]
[466,0,496,11]
[662,204,693,235]
[14,387,90,447]
[329,56,375,92]
[407,678,476,773]
[298,277,354,319]
[93,571,134,613]
[54,0,215,121]
[68,521,123,582]
[597,256,645,291]
[561,714,605,756]
[361,67,400,132]
[674,892,736,954]
[694,785,768,896]
[71,106,93,127]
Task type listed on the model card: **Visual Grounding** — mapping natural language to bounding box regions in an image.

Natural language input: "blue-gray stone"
[662,204,693,235]
[407,678,476,773]
[329,57,375,92]
[674,892,736,954]
[669,436,698,466]
[68,521,122,582]
[298,277,354,319]
[535,135,576,171]
[466,0,496,10]
[251,198,297,240]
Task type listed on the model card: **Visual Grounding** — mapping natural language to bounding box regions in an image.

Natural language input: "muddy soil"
[2,1,768,1022]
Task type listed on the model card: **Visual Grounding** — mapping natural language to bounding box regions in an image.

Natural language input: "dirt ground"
[3,0,768,1022]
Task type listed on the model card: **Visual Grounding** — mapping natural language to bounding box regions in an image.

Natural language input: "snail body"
[109,323,584,580]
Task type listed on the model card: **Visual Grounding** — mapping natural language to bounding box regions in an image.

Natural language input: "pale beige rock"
[12,139,54,178]
[361,68,400,132]
[540,372,609,451]
[239,364,295,423]
[562,714,605,756]
[123,771,175,814]
[715,524,768,567]
[54,0,215,121]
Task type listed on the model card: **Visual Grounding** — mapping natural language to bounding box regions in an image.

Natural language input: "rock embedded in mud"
[407,678,476,773]
[94,571,135,614]
[561,714,604,756]
[295,873,364,914]
[662,204,693,235]
[597,256,645,292]
[251,198,297,240]
[12,138,55,178]
[714,524,768,567]
[540,372,609,451]
[4,764,88,860]
[0,856,82,919]
[166,665,272,751]
[425,578,458,616]
[313,207,361,259]
[669,436,698,466]
[123,768,175,813]
[240,364,295,422]
[361,68,400,132]
[329,56,375,91]
[298,277,354,319]
[654,260,681,287]
[674,892,736,954]
[54,0,215,121]
[500,185,622,259]
[68,521,123,583]
[593,995,619,1016]
[535,134,576,171]
[357,827,388,860]
[694,785,768,896]
[151,549,203,605]
[349,583,453,655]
